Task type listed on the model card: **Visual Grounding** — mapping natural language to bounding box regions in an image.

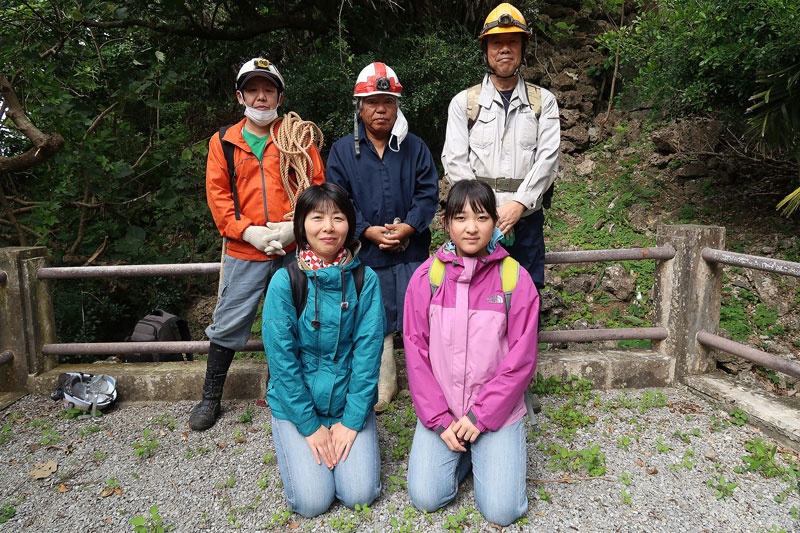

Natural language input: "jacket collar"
[221,117,281,153]
[479,74,529,110]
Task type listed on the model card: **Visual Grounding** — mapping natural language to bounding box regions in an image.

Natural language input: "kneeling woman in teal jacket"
[262,183,386,518]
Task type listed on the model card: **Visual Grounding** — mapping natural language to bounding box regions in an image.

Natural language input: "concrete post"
[653,225,725,378]
[0,247,57,392]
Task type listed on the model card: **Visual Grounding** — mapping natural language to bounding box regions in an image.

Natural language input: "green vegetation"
[708,475,738,500]
[0,502,15,524]
[0,1,485,355]
[238,405,254,425]
[730,409,748,427]
[388,467,408,493]
[379,394,417,461]
[153,413,177,431]
[738,438,784,479]
[130,504,174,533]
[598,1,800,114]
[541,442,607,477]
[131,429,158,458]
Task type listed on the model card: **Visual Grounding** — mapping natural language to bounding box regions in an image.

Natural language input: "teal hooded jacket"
[262,252,385,437]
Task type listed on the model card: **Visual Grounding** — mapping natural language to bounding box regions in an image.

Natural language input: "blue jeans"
[272,412,381,518]
[407,418,527,527]
[205,254,292,350]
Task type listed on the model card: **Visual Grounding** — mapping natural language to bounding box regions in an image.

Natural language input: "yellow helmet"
[479,3,531,39]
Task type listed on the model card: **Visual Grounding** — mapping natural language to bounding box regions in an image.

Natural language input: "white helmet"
[51,372,117,413]
[353,62,403,98]
[236,58,285,93]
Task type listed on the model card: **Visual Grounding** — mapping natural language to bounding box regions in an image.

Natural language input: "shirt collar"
[480,74,529,109]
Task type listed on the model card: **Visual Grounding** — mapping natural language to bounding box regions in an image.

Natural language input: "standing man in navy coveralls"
[327,62,439,412]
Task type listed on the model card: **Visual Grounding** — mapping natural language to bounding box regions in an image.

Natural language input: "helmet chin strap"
[484,51,521,80]
[488,66,520,79]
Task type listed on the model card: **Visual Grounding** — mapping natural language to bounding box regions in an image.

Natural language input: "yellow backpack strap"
[465,84,482,132]
[428,258,446,297]
[500,256,520,315]
[525,82,542,119]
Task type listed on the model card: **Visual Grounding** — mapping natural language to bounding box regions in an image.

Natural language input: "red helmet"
[353,62,402,98]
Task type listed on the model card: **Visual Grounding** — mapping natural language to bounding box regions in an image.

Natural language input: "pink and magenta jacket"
[403,243,539,434]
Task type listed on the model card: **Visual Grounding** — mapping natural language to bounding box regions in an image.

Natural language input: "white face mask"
[388,107,408,152]
[244,105,278,126]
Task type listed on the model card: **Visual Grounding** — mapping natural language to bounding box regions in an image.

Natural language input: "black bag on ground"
[124,309,193,362]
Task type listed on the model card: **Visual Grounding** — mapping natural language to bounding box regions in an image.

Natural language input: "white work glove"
[266,221,295,249]
[242,226,286,256]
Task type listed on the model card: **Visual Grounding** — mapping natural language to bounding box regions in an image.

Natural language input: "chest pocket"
[469,112,496,149]
[515,105,539,149]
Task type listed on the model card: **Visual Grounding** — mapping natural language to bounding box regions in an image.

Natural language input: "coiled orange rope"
[269,112,324,220]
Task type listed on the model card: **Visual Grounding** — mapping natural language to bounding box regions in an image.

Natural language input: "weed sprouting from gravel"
[380,395,417,461]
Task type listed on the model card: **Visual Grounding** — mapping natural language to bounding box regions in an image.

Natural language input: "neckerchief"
[299,244,347,270]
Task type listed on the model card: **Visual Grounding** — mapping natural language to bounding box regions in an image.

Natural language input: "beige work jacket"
[441,74,560,213]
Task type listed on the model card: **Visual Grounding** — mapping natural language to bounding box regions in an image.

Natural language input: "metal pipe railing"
[0,270,6,284]
[696,330,800,379]
[701,248,800,278]
[37,262,221,280]
[539,327,667,344]
[0,350,13,365]
[33,246,678,281]
[33,247,678,281]
[42,328,670,356]
[42,339,264,356]
[545,246,675,265]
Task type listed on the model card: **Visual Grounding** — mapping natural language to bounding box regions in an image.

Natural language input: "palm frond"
[777,185,800,216]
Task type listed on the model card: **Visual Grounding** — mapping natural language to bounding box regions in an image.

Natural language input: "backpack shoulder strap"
[285,260,308,319]
[218,125,241,220]
[428,258,446,297]
[352,263,365,301]
[465,84,482,132]
[500,256,520,315]
[524,82,542,120]
[174,316,193,361]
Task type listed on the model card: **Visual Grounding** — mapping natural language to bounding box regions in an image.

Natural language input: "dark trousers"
[504,208,545,292]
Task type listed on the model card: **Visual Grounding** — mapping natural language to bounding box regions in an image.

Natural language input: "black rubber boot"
[189,343,234,431]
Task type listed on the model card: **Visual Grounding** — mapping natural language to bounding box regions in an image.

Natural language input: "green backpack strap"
[500,255,520,315]
[428,257,446,297]
[428,255,519,315]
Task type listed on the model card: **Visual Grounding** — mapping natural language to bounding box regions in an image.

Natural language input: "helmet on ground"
[236,58,285,93]
[51,372,117,412]
[353,62,403,99]
[479,3,531,39]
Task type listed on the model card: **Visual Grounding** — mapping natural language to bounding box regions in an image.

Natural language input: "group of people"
[190,3,560,527]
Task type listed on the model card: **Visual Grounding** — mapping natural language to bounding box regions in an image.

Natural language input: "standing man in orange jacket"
[190,58,325,431]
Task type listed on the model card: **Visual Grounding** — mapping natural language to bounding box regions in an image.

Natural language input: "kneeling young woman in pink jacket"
[403,179,539,527]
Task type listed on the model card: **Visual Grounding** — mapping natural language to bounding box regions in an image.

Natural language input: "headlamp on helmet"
[236,57,286,94]
[479,3,532,39]
[353,62,402,98]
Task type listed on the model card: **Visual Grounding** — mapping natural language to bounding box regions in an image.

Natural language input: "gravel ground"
[0,384,798,532]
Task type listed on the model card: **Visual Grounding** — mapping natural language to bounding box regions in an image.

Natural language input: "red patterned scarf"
[299,244,348,270]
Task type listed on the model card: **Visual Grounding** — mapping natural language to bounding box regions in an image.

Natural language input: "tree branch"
[68,177,90,255]
[0,180,26,245]
[0,71,64,174]
[80,10,327,41]
[83,102,118,140]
